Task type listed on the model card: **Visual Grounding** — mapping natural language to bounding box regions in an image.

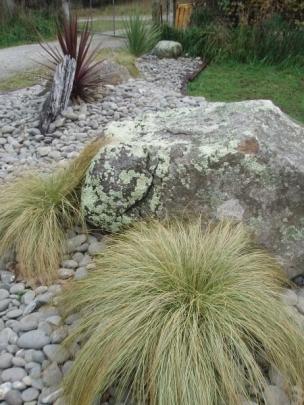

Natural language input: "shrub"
[124,15,161,56]
[161,15,304,66]
[61,220,304,405]
[40,15,105,102]
[0,9,56,48]
[0,138,106,284]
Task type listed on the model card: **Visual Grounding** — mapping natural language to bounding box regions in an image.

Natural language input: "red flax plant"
[39,15,104,102]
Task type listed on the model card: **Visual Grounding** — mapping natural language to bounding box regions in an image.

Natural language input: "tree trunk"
[39,55,76,135]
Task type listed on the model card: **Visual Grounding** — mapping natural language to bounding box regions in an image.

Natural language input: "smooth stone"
[21,387,39,402]
[35,286,48,295]
[36,292,53,305]
[67,234,87,252]
[42,362,62,387]
[4,389,22,405]
[23,301,37,315]
[43,344,69,364]
[1,271,15,284]
[62,360,73,375]
[0,328,18,345]
[0,299,10,311]
[17,330,50,349]
[6,309,23,319]
[0,353,13,369]
[74,267,88,280]
[1,367,27,382]
[22,291,35,305]
[40,387,63,403]
[46,316,61,327]
[11,381,25,390]
[79,254,91,267]
[9,284,25,294]
[0,382,12,400]
[12,357,25,367]
[58,268,74,280]
[88,241,105,256]
[50,327,68,344]
[61,260,78,269]
[0,289,9,300]
[19,313,41,331]
[22,376,32,386]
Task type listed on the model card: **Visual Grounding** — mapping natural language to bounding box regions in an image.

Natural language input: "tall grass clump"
[0,138,105,284]
[161,14,304,66]
[61,220,304,405]
[0,8,56,49]
[124,15,160,56]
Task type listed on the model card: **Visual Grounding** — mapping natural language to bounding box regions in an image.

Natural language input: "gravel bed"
[0,55,303,405]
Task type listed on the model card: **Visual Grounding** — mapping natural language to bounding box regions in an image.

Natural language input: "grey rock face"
[153,40,183,58]
[82,102,304,278]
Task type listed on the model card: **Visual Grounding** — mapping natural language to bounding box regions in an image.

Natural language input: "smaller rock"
[17,330,50,349]
[0,353,13,369]
[4,389,22,405]
[66,234,87,252]
[1,271,15,284]
[74,267,88,280]
[21,387,39,402]
[88,241,105,256]
[0,289,9,300]
[0,382,12,400]
[6,309,23,319]
[61,260,78,269]
[43,344,69,364]
[58,268,74,280]
[40,387,63,404]
[0,299,10,311]
[12,357,25,367]
[9,284,25,294]
[42,362,62,387]
[153,40,183,59]
[51,326,68,344]
[1,367,27,382]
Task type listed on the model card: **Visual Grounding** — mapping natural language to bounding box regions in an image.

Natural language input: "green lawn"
[188,63,304,124]
[79,19,125,34]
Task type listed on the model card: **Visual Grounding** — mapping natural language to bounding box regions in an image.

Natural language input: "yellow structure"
[175,2,193,28]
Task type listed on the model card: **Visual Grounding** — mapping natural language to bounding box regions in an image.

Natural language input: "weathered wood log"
[39,55,76,135]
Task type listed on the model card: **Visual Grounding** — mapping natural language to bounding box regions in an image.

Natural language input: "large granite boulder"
[82,100,304,278]
[152,40,183,58]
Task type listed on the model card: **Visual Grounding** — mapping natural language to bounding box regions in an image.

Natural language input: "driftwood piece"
[39,55,76,134]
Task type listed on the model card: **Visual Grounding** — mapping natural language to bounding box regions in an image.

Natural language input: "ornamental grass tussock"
[61,219,304,405]
[0,138,106,284]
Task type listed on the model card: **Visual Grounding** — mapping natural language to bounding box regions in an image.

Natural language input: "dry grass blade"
[60,219,304,405]
[0,138,106,284]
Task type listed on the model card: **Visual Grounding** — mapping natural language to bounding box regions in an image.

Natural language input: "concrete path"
[0,34,124,80]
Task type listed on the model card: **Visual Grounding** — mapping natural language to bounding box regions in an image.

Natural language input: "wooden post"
[39,56,76,135]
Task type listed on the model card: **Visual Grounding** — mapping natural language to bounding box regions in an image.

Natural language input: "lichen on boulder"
[82,100,304,278]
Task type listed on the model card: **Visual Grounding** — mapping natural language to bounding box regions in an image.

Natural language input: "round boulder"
[82,100,304,278]
[152,40,183,58]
